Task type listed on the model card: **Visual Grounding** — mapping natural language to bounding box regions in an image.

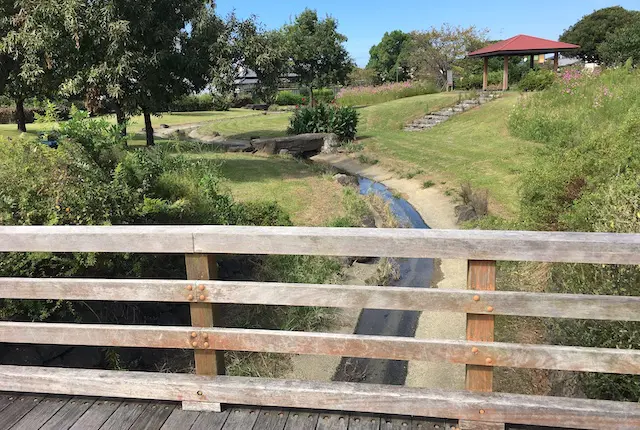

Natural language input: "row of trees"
[0,2,353,145]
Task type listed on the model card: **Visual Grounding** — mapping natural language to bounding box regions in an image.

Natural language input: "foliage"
[366,30,412,83]
[283,9,353,102]
[560,6,640,63]
[517,69,556,92]
[337,81,437,106]
[509,67,640,400]
[347,67,378,87]
[0,107,35,125]
[598,22,640,66]
[275,91,305,106]
[312,89,336,104]
[244,29,290,105]
[169,94,214,112]
[408,24,488,88]
[288,103,358,142]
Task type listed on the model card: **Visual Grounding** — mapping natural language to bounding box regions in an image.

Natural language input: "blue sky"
[216,1,639,67]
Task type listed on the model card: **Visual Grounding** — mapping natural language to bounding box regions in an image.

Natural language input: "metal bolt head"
[471,347,479,354]
[198,285,205,291]
[486,306,494,312]
[199,295,206,301]
[203,333,209,340]
[486,357,493,365]
[197,390,203,396]
[473,295,480,302]
[187,294,194,301]
[204,342,210,348]
[192,341,198,348]
[186,285,193,291]
[479,409,486,414]
[191,332,197,338]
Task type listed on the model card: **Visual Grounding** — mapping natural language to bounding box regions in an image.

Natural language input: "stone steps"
[404,92,502,132]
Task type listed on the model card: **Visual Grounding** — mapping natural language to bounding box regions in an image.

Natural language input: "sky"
[216,1,639,67]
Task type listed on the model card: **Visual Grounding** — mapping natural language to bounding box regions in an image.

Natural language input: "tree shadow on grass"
[222,129,288,141]
[217,156,318,184]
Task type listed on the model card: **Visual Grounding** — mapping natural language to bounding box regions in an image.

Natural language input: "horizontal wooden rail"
[0,366,637,429]
[1,322,639,375]
[1,226,640,263]
[2,278,639,321]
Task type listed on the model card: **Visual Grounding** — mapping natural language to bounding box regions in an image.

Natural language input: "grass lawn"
[187,152,348,226]
[198,113,290,140]
[359,92,538,215]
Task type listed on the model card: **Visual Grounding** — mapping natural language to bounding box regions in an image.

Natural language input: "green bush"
[313,88,336,104]
[276,91,305,106]
[288,103,358,142]
[517,69,556,91]
[337,81,438,106]
[509,66,640,400]
[169,94,214,112]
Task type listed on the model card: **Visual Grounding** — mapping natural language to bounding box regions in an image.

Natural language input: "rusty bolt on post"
[198,284,205,291]
[479,409,486,415]
[471,347,479,354]
[197,390,203,396]
[199,295,206,301]
[485,357,493,365]
[190,332,197,338]
[473,295,480,302]
[486,306,494,312]
[191,341,198,348]
[186,285,193,291]
[204,342,210,348]
[187,294,194,301]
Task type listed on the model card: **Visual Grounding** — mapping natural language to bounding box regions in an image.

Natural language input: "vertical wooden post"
[482,58,488,91]
[184,254,225,412]
[553,52,559,73]
[461,260,503,430]
[502,56,509,91]
[529,54,534,69]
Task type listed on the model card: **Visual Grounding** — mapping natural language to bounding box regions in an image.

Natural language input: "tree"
[598,21,640,66]
[560,6,640,63]
[408,24,487,88]
[63,0,207,146]
[0,0,78,132]
[284,9,353,104]
[244,29,289,105]
[366,30,411,83]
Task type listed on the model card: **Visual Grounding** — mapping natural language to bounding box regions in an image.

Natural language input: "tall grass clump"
[337,81,438,106]
[509,65,640,401]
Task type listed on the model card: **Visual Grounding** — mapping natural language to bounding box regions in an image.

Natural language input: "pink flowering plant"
[336,81,437,106]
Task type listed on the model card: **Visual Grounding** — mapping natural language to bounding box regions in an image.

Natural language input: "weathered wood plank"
[2,322,638,375]
[9,395,69,430]
[220,407,259,430]
[253,408,289,430]
[129,403,175,430]
[283,410,319,430]
[186,254,225,378]
[2,225,640,264]
[0,394,43,430]
[4,278,638,322]
[40,397,96,430]
[378,416,412,430]
[466,261,496,393]
[0,366,638,430]
[159,407,200,430]
[98,400,147,430]
[190,409,230,430]
[315,412,348,430]
[349,415,380,430]
[0,393,16,414]
[68,399,121,430]
[409,417,448,430]
[459,420,505,430]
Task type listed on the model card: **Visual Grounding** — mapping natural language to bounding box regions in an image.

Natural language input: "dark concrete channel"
[333,177,434,385]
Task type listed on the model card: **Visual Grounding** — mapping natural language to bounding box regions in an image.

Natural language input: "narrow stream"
[333,177,434,385]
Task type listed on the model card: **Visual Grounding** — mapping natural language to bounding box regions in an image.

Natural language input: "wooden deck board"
[253,408,289,430]
[159,407,200,430]
[68,398,121,430]
[315,412,349,430]
[220,407,260,429]
[129,402,176,430]
[0,394,44,430]
[283,410,320,430]
[40,397,97,430]
[98,399,148,430]
[9,395,69,430]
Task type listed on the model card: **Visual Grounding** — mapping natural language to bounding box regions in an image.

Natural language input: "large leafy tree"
[366,30,411,83]
[408,24,487,88]
[560,6,640,63]
[244,29,289,105]
[598,21,640,66]
[63,0,208,146]
[284,9,353,104]
[0,0,79,132]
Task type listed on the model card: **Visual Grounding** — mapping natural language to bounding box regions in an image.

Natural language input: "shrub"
[517,69,556,91]
[0,107,35,125]
[337,81,438,106]
[313,88,335,104]
[231,95,254,108]
[276,91,304,106]
[169,94,214,112]
[288,103,358,142]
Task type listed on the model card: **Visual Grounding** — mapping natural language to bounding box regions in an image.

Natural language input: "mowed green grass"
[188,152,347,226]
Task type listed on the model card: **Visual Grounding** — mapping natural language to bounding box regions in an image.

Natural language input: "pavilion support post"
[502,56,509,91]
[482,58,488,91]
[529,55,534,69]
[554,52,559,72]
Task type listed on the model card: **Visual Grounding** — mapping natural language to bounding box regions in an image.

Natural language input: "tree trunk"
[15,98,26,133]
[114,103,127,137]
[143,111,154,146]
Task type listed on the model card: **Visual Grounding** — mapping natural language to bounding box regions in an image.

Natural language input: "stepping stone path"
[404,92,502,132]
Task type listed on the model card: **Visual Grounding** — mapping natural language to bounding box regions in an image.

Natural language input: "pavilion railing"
[0,225,639,430]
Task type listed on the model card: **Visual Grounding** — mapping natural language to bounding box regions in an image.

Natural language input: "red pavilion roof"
[468,34,579,58]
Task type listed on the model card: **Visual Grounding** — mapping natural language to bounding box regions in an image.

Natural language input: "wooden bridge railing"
[0,226,639,430]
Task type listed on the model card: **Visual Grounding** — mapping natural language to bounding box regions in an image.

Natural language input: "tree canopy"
[366,30,411,83]
[598,20,640,66]
[284,9,353,102]
[560,6,640,63]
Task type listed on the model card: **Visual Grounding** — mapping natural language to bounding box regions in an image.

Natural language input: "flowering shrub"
[288,103,358,142]
[336,81,437,106]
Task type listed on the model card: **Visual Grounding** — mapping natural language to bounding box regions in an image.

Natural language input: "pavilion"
[467,35,580,91]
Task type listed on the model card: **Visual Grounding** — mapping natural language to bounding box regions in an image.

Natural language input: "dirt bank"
[312,153,467,390]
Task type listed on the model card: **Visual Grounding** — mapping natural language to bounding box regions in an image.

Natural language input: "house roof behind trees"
[468,34,580,58]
